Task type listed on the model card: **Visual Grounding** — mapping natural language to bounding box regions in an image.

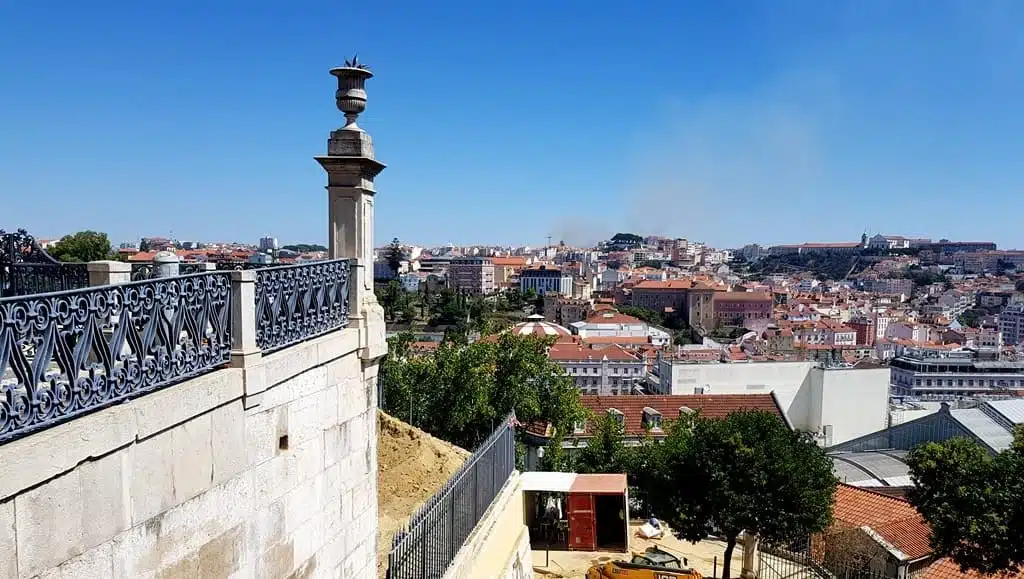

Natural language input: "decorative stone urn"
[330,55,373,128]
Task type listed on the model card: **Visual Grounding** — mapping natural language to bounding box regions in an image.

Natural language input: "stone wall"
[443,472,535,579]
[0,326,378,579]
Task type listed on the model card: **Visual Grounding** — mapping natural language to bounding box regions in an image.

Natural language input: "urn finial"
[329,56,374,129]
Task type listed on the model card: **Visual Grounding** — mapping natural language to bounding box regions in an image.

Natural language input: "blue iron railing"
[0,271,232,444]
[254,259,352,353]
[387,414,517,579]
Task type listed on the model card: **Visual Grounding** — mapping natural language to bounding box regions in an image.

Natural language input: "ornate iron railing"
[215,261,273,271]
[0,272,232,444]
[130,262,208,281]
[386,414,517,579]
[254,259,351,353]
[0,229,90,297]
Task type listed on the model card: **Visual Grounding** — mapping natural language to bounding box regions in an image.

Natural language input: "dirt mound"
[376,411,470,578]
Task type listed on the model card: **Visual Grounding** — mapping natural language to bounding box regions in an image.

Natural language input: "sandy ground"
[531,522,745,579]
[375,411,470,579]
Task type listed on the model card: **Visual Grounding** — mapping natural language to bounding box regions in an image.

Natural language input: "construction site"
[377,411,750,579]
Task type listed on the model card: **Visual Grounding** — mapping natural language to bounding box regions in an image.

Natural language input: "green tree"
[1016,279,1024,292]
[574,412,630,475]
[282,243,328,253]
[378,332,585,451]
[49,231,113,263]
[618,305,665,326]
[958,308,983,328]
[384,238,404,277]
[647,410,837,579]
[907,434,1024,574]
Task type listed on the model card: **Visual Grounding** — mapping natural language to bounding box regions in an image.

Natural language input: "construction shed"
[521,472,630,552]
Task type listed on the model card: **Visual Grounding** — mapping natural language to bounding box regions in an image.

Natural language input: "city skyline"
[3,1,1024,248]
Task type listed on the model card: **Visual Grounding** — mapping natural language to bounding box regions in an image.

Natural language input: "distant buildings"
[549,343,645,396]
[889,348,1024,397]
[450,256,495,296]
[999,304,1024,346]
[712,291,772,327]
[520,265,572,295]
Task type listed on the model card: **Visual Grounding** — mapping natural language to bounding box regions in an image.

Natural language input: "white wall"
[662,361,889,446]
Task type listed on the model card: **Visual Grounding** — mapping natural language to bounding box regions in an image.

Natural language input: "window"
[613,367,619,374]
[607,409,625,428]
[926,380,932,386]
[573,420,586,434]
[643,407,663,430]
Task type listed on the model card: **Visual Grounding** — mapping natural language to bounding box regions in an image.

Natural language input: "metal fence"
[0,271,233,444]
[254,259,352,353]
[130,262,209,281]
[759,538,898,579]
[387,414,517,579]
[0,229,89,297]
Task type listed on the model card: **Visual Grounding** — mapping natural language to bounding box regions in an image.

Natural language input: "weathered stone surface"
[80,450,132,550]
[14,468,84,577]
[0,403,135,501]
[131,429,175,524]
[0,500,16,579]
[212,401,247,485]
[261,364,327,411]
[171,412,214,503]
[133,368,243,439]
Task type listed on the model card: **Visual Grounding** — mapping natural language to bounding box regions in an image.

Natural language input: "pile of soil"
[376,411,470,578]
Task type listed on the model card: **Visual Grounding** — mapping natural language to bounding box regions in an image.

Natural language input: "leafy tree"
[618,305,665,326]
[49,230,113,263]
[384,237,404,276]
[379,332,585,451]
[958,308,983,328]
[647,410,836,579]
[907,433,1024,574]
[282,243,328,253]
[1017,279,1024,292]
[574,412,630,475]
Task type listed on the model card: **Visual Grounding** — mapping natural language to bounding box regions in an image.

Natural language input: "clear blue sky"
[2,1,1022,250]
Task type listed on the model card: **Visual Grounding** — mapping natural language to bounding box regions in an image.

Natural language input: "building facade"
[519,266,572,295]
[450,256,495,295]
[549,343,646,396]
[889,348,1024,397]
[999,303,1024,346]
[712,292,773,326]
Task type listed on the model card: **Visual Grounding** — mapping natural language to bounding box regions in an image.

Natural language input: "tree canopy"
[385,237,404,276]
[647,411,837,579]
[379,332,586,451]
[907,433,1024,575]
[281,243,327,253]
[49,230,113,263]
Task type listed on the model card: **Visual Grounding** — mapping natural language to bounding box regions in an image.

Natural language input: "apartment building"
[889,348,1024,397]
[519,265,572,295]
[712,291,773,326]
[449,256,495,295]
[999,304,1024,346]
[549,343,646,396]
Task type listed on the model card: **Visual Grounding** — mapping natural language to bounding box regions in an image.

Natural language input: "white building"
[569,311,671,347]
[550,343,646,396]
[520,265,573,295]
[890,347,1024,397]
[999,304,1024,346]
[656,358,889,446]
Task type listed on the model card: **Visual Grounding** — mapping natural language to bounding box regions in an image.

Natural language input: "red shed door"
[568,493,596,551]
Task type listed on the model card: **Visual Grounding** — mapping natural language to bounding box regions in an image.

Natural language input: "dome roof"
[510,314,573,338]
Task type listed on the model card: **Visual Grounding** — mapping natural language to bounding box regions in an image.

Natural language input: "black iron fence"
[254,259,352,353]
[1,262,89,297]
[130,262,209,281]
[0,272,233,444]
[387,414,517,579]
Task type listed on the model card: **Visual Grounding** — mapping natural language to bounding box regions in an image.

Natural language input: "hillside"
[376,410,470,578]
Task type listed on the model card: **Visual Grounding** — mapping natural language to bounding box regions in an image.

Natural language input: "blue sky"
[1,1,1022,249]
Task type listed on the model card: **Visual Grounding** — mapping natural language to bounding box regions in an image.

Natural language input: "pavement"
[531,521,746,579]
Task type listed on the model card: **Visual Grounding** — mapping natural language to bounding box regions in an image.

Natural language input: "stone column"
[86,260,132,287]
[315,60,387,362]
[741,533,759,579]
[153,251,180,278]
[228,270,265,407]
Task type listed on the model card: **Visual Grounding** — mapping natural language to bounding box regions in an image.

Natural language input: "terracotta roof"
[549,343,638,362]
[492,256,527,266]
[584,311,645,325]
[633,280,692,290]
[510,315,573,338]
[833,484,931,560]
[575,394,785,437]
[581,336,651,345]
[919,558,1023,579]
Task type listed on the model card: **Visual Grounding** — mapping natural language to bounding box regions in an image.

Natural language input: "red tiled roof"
[582,336,650,345]
[918,558,1023,579]
[549,343,637,362]
[584,311,645,325]
[575,394,785,437]
[833,484,931,560]
[633,280,692,290]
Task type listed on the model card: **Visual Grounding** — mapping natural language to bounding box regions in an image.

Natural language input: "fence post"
[229,270,264,408]
[87,260,131,287]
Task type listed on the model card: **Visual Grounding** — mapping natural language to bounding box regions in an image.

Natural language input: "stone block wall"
[0,327,378,579]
